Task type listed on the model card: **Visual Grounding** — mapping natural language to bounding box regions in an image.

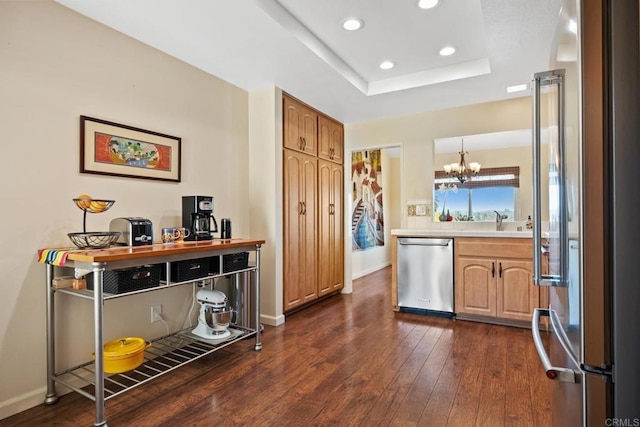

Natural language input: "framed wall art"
[351,149,384,251]
[80,115,181,182]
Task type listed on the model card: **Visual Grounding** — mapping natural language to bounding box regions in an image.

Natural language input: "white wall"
[343,97,532,288]
[349,149,401,279]
[248,87,284,326]
[345,96,532,225]
[0,1,251,418]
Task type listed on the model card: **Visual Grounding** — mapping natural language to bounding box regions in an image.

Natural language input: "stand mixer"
[192,289,232,340]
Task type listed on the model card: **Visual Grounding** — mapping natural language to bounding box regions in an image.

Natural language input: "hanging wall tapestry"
[351,149,384,251]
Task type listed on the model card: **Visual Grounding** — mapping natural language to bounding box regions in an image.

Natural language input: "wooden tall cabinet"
[283,96,318,156]
[283,93,344,312]
[455,237,539,324]
[318,115,343,164]
[318,159,344,296]
[283,149,318,310]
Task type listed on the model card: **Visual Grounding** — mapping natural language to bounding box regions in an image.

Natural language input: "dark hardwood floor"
[1,266,551,426]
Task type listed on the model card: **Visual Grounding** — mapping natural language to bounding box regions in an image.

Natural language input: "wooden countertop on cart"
[57,238,265,263]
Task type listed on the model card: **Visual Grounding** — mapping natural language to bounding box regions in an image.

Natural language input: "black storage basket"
[165,257,211,282]
[211,252,249,274]
[87,264,162,294]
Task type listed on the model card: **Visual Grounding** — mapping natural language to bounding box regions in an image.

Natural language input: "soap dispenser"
[525,215,533,230]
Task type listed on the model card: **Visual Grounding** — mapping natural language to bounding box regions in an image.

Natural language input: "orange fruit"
[76,194,92,209]
[89,200,107,212]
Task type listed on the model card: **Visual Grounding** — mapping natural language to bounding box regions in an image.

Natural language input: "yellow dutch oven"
[93,337,152,374]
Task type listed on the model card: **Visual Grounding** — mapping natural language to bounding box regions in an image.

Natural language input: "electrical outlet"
[151,304,162,323]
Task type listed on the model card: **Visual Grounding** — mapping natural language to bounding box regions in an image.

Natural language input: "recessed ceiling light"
[418,0,439,9]
[506,83,529,93]
[342,17,364,31]
[568,19,577,34]
[439,46,456,56]
[379,61,395,70]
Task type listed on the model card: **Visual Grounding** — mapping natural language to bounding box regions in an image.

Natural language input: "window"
[434,167,519,221]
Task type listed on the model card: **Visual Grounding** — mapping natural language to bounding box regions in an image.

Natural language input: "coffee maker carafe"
[182,196,218,241]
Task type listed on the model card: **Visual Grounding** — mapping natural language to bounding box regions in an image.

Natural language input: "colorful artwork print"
[94,132,171,171]
[351,149,384,251]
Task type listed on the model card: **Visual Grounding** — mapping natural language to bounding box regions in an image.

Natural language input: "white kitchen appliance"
[192,289,232,340]
[530,1,640,424]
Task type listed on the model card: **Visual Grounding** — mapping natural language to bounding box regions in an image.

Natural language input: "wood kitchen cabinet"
[455,257,497,317]
[282,93,345,312]
[318,159,344,296]
[283,149,318,310]
[455,238,539,324]
[283,95,318,156]
[318,115,343,164]
[496,258,537,321]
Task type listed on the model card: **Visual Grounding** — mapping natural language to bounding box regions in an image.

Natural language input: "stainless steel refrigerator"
[530,0,640,425]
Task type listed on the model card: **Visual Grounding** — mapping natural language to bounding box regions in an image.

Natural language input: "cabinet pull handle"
[330,204,334,214]
[302,137,306,150]
[492,262,495,277]
[330,148,334,159]
[298,202,303,215]
[299,136,304,149]
[499,262,503,278]
[302,201,306,214]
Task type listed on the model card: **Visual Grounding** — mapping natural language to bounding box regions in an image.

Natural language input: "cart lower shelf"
[52,325,256,402]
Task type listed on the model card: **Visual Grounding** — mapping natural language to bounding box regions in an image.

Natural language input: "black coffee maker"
[182,196,218,240]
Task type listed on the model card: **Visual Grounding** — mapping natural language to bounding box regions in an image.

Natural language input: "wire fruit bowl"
[69,197,118,249]
[73,198,115,214]
[68,232,121,249]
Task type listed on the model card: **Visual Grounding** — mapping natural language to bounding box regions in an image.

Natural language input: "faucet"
[494,210,508,231]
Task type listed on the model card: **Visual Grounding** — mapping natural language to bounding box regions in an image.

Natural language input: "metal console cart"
[40,238,264,426]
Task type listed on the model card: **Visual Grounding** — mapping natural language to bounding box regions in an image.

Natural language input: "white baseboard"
[351,262,391,280]
[260,313,285,326]
[0,387,47,421]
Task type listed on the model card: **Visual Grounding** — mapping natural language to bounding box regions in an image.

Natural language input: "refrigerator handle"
[531,308,578,383]
[532,69,568,287]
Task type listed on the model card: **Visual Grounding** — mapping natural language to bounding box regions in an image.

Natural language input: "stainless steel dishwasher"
[397,237,454,316]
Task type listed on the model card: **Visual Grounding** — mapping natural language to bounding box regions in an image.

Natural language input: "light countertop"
[391,229,534,239]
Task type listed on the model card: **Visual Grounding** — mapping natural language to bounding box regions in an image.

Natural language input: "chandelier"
[443,139,481,184]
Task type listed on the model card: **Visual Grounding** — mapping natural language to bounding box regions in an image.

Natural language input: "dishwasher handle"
[398,238,452,247]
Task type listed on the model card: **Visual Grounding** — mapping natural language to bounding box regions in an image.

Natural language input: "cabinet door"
[283,96,317,155]
[329,120,343,164]
[455,257,497,317]
[283,150,318,311]
[318,160,344,296]
[330,164,344,292]
[496,259,538,322]
[318,115,343,163]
